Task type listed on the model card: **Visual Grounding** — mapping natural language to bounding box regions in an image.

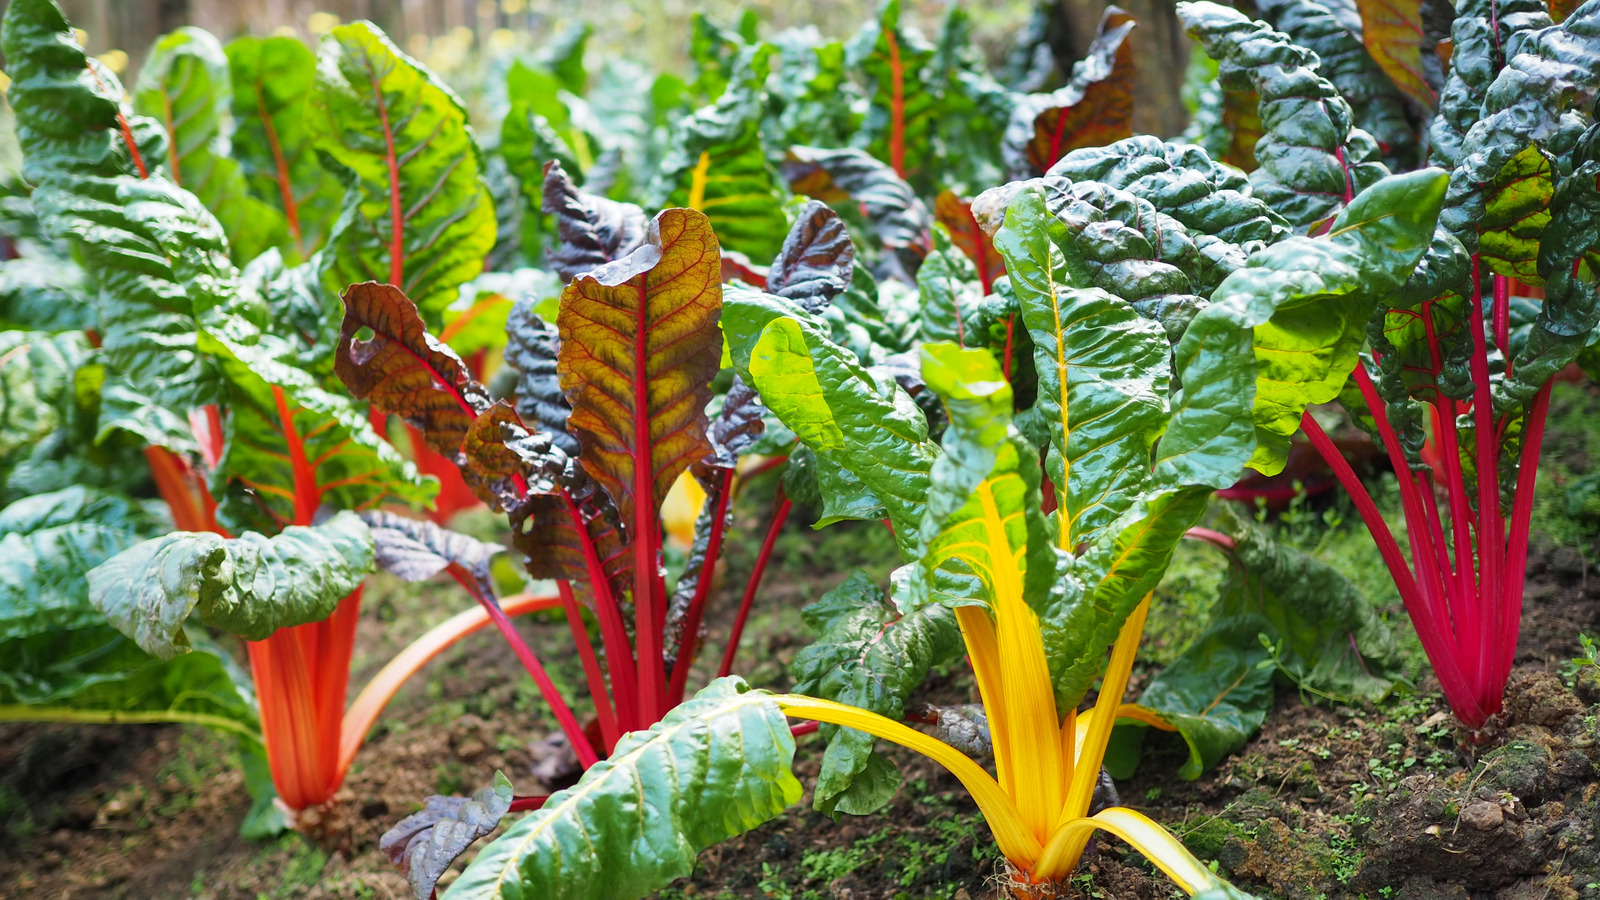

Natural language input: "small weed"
[1561,633,1600,683]
[758,862,793,900]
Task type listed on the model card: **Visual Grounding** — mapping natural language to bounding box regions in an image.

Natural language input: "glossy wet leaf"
[1428,0,1551,168]
[1178,1,1389,229]
[359,509,501,590]
[504,298,580,457]
[88,511,373,659]
[784,146,932,268]
[444,678,801,900]
[723,287,938,555]
[765,200,857,312]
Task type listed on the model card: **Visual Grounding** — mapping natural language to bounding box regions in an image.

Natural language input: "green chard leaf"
[1185,169,1447,474]
[310,21,496,328]
[87,510,374,659]
[657,45,790,261]
[991,186,1171,550]
[1255,0,1419,168]
[1135,615,1275,780]
[443,678,800,900]
[790,571,963,817]
[1428,0,1552,168]
[2,0,244,432]
[849,0,937,186]
[1177,1,1390,230]
[724,286,939,556]
[226,35,346,260]
[135,27,291,266]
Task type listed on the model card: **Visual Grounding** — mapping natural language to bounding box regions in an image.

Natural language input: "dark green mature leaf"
[1181,45,1263,173]
[381,771,515,900]
[724,287,938,556]
[992,186,1171,550]
[227,35,345,260]
[1213,505,1403,701]
[1178,1,1389,230]
[0,256,94,332]
[0,331,82,459]
[1428,0,1552,168]
[1047,137,1291,289]
[3,0,240,434]
[1136,615,1275,779]
[0,491,258,743]
[1502,123,1600,410]
[784,146,932,271]
[311,21,495,327]
[135,27,290,266]
[205,332,433,533]
[1441,2,1600,254]
[658,45,789,261]
[850,0,937,184]
[443,678,801,900]
[1002,7,1137,179]
[790,571,963,816]
[88,510,373,659]
[1186,169,1447,474]
[1255,0,1418,168]
[1043,178,1209,341]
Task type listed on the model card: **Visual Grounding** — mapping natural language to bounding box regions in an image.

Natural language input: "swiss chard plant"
[1179,0,1600,729]
[0,0,614,838]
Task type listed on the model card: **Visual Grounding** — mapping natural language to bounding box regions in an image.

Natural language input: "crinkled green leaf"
[3,0,243,430]
[136,27,291,266]
[1178,1,1390,230]
[1213,505,1404,701]
[992,186,1171,550]
[1136,615,1275,779]
[1047,137,1291,288]
[1256,0,1418,168]
[916,226,990,348]
[724,286,937,556]
[88,510,374,659]
[204,332,433,533]
[311,21,495,328]
[1477,143,1555,284]
[1428,0,1552,168]
[227,35,344,260]
[658,45,789,261]
[768,32,861,152]
[0,256,93,332]
[443,678,801,900]
[790,571,962,817]
[928,6,1011,191]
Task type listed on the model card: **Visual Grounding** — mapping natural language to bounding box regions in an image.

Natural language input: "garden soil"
[1,532,1597,900]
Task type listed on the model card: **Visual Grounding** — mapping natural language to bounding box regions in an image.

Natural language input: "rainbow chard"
[336,205,859,899]
[850,0,938,187]
[1185,0,1600,730]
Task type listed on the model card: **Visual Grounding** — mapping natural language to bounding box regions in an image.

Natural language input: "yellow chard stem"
[955,605,1014,798]
[776,694,1043,867]
[1037,807,1221,895]
[976,484,1065,844]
